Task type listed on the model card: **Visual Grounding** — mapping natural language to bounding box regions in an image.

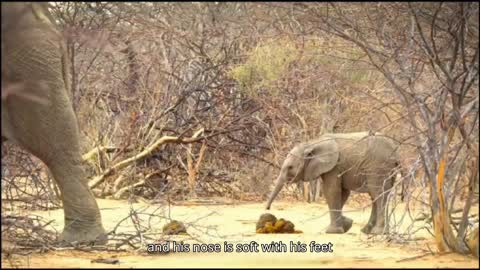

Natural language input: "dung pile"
[255,213,302,234]
[163,220,188,235]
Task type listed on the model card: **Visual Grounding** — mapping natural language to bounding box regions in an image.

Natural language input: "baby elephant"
[265,132,401,235]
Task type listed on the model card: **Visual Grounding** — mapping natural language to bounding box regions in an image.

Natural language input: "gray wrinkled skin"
[1,2,106,245]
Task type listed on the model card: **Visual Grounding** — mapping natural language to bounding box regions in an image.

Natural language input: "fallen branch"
[88,128,205,189]
[82,146,119,162]
[112,173,126,194]
[113,180,145,199]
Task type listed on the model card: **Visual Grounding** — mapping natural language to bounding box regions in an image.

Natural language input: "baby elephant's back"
[366,135,399,163]
[362,135,400,177]
[326,132,399,174]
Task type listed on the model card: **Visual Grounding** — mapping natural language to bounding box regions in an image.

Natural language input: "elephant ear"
[303,137,339,181]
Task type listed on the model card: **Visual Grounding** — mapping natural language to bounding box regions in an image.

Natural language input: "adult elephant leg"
[3,91,107,244]
[323,170,345,234]
[2,30,106,243]
[340,189,353,232]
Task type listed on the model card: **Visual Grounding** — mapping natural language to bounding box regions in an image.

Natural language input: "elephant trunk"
[265,175,287,210]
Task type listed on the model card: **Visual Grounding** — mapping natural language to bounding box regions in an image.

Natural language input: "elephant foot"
[368,225,388,235]
[58,224,107,246]
[361,223,373,234]
[326,224,345,234]
[342,216,353,233]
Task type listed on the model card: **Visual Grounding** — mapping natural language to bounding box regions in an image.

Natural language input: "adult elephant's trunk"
[265,175,287,210]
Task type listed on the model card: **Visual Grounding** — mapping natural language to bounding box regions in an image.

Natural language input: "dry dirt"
[1,198,479,268]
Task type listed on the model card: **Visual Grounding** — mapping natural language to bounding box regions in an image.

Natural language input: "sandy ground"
[1,198,478,268]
